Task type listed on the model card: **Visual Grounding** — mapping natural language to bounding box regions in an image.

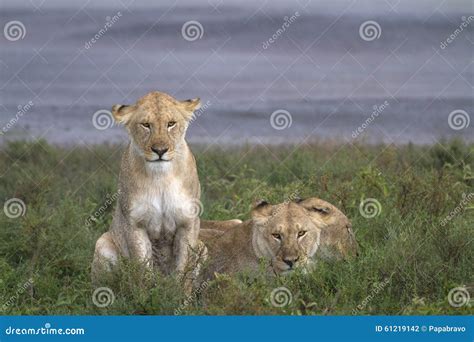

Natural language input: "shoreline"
[1,136,472,150]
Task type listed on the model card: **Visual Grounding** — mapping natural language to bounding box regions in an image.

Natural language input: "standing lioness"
[92,91,201,283]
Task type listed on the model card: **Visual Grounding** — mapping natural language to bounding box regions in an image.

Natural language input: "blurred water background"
[0,0,472,145]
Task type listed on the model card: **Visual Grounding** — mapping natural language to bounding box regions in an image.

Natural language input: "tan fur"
[199,198,358,277]
[200,219,243,232]
[92,91,202,285]
[296,197,358,260]
[199,201,324,277]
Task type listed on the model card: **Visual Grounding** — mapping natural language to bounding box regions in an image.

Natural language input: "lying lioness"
[199,198,357,277]
[92,91,202,284]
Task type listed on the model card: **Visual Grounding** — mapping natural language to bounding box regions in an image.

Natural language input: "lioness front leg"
[128,228,153,268]
[92,232,119,284]
[173,220,199,294]
[173,220,199,274]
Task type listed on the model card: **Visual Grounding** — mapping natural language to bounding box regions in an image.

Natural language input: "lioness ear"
[254,199,269,208]
[111,104,133,124]
[298,199,331,215]
[309,206,331,214]
[251,199,273,223]
[181,98,201,117]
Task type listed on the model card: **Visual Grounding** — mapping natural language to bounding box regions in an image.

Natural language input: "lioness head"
[112,91,200,163]
[296,197,358,259]
[251,200,325,274]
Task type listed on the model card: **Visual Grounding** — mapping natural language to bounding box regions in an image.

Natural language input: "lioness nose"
[283,256,299,268]
[151,146,169,158]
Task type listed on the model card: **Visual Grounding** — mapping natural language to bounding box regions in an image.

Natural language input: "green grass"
[0,139,473,315]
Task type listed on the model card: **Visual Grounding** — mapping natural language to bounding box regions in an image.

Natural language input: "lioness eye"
[141,123,150,128]
[272,233,281,240]
[168,121,176,128]
[298,231,307,237]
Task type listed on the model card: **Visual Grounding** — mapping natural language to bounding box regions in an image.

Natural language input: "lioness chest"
[129,177,193,241]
